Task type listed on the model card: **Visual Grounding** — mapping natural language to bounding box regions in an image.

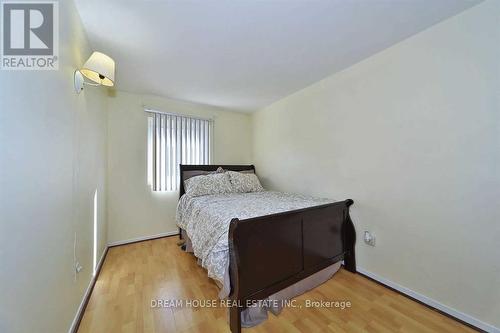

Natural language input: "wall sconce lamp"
[74,51,115,94]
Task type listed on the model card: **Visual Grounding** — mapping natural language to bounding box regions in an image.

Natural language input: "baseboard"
[68,246,109,333]
[357,267,499,333]
[107,230,179,247]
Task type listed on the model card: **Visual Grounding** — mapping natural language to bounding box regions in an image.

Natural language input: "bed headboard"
[179,164,255,198]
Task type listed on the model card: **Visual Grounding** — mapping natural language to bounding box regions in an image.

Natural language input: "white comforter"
[175,191,333,296]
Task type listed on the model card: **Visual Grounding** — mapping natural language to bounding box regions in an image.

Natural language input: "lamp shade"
[80,52,115,87]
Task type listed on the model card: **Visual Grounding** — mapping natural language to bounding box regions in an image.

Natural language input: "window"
[147,110,212,191]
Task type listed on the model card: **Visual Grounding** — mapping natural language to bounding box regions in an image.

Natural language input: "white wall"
[253,1,499,329]
[106,91,252,244]
[0,1,108,332]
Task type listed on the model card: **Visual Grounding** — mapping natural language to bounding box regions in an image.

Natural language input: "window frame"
[146,109,213,192]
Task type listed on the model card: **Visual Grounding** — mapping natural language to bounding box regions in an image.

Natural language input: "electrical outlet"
[75,262,83,273]
[364,231,376,246]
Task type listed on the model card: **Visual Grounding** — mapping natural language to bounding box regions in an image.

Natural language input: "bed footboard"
[228,199,355,333]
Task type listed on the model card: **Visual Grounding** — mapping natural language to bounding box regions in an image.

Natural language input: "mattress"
[175,190,339,326]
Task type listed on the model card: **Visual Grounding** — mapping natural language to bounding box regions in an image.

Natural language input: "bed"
[176,165,356,333]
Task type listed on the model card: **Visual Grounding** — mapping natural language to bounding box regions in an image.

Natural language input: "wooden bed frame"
[179,164,356,333]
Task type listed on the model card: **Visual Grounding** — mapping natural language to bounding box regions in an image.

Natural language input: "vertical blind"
[147,111,212,191]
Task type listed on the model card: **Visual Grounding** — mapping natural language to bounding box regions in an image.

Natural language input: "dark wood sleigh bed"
[178,164,356,333]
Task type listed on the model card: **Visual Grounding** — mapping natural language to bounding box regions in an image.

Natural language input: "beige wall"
[106,91,252,244]
[252,1,499,328]
[0,1,108,332]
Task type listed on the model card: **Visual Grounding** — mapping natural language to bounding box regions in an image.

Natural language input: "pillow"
[227,171,264,193]
[183,167,226,182]
[214,166,225,173]
[184,173,233,197]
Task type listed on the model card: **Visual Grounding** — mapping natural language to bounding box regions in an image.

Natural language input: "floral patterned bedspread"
[176,191,333,286]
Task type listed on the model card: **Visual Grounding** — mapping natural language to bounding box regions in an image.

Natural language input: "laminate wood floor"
[77,236,476,333]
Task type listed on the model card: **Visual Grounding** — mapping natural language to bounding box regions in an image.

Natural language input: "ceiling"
[75,0,480,112]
